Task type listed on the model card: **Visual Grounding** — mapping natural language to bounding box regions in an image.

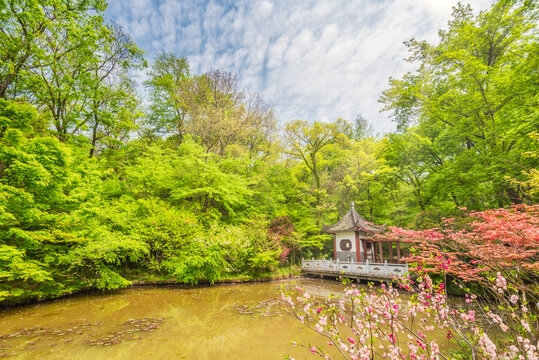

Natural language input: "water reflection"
[0,279,347,359]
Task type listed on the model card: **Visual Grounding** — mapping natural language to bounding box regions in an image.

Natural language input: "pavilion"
[323,202,404,263]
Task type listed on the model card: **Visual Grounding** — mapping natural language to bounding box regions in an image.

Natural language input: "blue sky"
[105,0,493,134]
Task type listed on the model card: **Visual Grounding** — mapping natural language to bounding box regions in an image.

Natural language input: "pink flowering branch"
[282,268,538,360]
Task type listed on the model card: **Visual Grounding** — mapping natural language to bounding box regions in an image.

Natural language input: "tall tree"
[146,58,276,157]
[85,25,144,156]
[185,70,276,157]
[352,114,374,140]
[285,120,346,225]
[13,1,119,142]
[144,52,190,141]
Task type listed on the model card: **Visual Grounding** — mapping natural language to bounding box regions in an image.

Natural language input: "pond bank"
[0,269,301,310]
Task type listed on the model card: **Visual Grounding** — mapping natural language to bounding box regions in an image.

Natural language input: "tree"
[337,137,390,222]
[384,130,431,211]
[185,70,276,157]
[144,52,191,141]
[145,60,276,157]
[382,205,539,301]
[0,0,107,98]
[380,0,539,209]
[285,119,346,226]
[3,1,143,148]
[17,4,110,142]
[352,114,374,141]
[85,25,144,156]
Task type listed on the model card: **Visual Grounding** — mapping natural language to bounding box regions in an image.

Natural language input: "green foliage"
[122,138,254,222]
[249,250,280,272]
[164,245,225,285]
[381,0,538,209]
[0,244,53,301]
[93,266,132,291]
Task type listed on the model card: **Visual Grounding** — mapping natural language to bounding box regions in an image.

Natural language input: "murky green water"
[0,279,351,359]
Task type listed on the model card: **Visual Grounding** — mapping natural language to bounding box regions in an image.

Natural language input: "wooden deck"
[301,258,408,282]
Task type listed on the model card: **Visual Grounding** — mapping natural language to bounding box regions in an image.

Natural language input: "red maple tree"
[379,205,538,299]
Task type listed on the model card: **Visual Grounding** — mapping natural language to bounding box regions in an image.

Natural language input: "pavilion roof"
[323,203,385,234]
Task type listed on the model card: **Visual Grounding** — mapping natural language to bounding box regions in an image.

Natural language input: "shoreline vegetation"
[0,268,302,309]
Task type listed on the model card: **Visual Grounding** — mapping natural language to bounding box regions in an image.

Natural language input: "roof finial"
[351,201,355,209]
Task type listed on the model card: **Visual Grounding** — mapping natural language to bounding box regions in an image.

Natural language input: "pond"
[0,279,357,359]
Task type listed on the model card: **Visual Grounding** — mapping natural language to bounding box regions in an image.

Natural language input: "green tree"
[285,119,345,226]
[0,0,107,98]
[85,25,145,156]
[144,52,191,141]
[381,0,538,209]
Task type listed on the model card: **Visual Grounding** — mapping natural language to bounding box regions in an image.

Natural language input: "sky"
[105,0,494,135]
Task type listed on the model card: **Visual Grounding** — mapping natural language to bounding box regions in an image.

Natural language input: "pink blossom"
[479,333,497,359]
[430,340,440,358]
[487,311,502,324]
[521,320,531,333]
[496,272,507,290]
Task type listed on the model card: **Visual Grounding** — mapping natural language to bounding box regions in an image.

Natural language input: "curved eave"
[323,224,386,234]
[323,226,356,234]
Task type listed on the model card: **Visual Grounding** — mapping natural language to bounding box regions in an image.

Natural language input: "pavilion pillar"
[389,241,394,261]
[362,240,368,262]
[355,231,361,262]
[396,241,401,260]
[378,241,383,263]
[333,234,337,260]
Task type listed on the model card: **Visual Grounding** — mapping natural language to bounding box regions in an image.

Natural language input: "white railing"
[301,258,408,278]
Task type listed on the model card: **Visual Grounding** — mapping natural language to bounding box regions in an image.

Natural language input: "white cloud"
[106,0,494,134]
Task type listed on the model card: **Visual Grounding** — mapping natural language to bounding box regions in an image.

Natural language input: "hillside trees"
[0,0,537,306]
